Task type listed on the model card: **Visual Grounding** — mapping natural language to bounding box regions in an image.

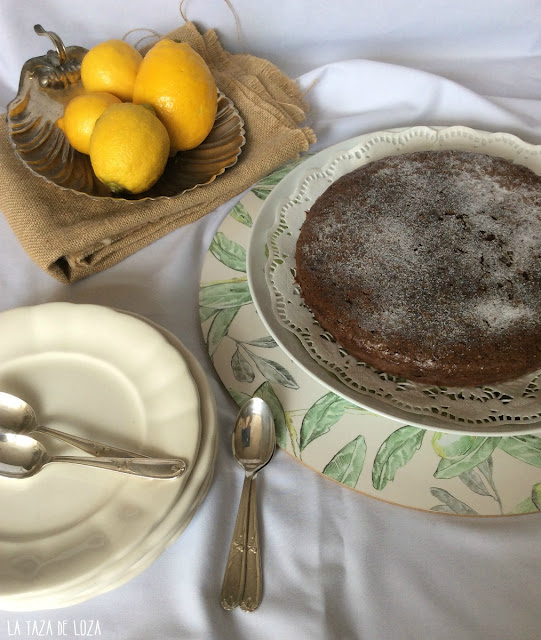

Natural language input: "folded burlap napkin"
[0,21,315,283]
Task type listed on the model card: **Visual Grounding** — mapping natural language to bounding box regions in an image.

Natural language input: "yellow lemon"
[81,39,143,101]
[132,39,217,152]
[57,91,121,154]
[89,102,170,195]
[431,433,478,459]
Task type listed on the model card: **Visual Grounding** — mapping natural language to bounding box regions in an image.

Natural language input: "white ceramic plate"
[0,303,217,611]
[247,126,541,435]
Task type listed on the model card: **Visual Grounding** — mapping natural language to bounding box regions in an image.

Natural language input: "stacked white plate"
[0,303,217,611]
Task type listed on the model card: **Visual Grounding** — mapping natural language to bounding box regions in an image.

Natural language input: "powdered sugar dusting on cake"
[295,149,541,384]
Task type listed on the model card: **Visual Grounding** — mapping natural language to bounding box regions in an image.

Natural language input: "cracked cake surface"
[295,150,541,386]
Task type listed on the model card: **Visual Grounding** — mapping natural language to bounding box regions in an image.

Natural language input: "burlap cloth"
[0,22,315,283]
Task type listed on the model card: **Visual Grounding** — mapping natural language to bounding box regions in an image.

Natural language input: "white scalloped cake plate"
[0,303,217,611]
[200,145,541,517]
[247,126,541,436]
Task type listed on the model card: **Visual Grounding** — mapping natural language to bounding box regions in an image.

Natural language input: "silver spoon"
[0,431,186,479]
[220,397,276,612]
[0,392,155,459]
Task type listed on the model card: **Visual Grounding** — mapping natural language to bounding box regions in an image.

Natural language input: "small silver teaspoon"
[0,431,186,479]
[221,397,276,612]
[0,392,156,459]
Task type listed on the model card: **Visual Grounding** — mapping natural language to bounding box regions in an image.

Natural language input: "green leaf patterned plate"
[199,159,541,516]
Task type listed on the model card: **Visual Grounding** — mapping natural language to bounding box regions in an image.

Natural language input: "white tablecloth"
[1,2,540,638]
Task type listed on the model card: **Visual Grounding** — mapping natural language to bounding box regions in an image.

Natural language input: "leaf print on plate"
[232,346,255,383]
[209,232,247,272]
[246,349,299,389]
[510,483,541,514]
[300,393,352,451]
[199,306,218,324]
[431,433,478,459]
[230,201,252,227]
[284,412,300,458]
[228,388,251,408]
[246,336,278,349]
[458,467,494,498]
[434,438,501,479]
[532,483,541,510]
[430,488,478,515]
[477,457,498,496]
[199,280,252,309]
[457,463,503,513]
[251,158,307,200]
[372,426,426,491]
[207,307,240,357]
[323,435,367,488]
[430,505,456,514]
[498,435,541,467]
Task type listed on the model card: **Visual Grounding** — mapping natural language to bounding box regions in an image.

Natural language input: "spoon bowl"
[221,397,276,612]
[232,397,276,473]
[0,431,186,479]
[0,391,159,459]
[0,392,35,433]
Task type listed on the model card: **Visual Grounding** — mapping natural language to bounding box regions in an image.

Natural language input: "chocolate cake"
[295,149,541,386]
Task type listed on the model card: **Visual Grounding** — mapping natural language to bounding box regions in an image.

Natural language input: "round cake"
[295,149,541,387]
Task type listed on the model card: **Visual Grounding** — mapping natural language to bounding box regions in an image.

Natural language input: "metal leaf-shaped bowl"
[6,25,246,202]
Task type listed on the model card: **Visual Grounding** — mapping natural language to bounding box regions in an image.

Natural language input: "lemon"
[56,91,121,154]
[81,39,143,101]
[431,433,478,459]
[89,102,170,194]
[132,39,217,152]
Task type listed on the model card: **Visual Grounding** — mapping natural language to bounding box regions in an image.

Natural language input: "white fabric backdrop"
[1,1,541,639]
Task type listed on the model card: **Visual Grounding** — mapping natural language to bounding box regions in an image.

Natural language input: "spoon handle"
[221,474,252,610]
[37,425,149,458]
[240,475,262,611]
[49,455,186,478]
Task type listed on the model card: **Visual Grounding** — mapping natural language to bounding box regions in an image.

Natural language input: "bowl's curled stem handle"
[34,24,67,65]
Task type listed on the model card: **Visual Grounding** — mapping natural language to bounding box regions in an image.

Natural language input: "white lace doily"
[265,126,541,432]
